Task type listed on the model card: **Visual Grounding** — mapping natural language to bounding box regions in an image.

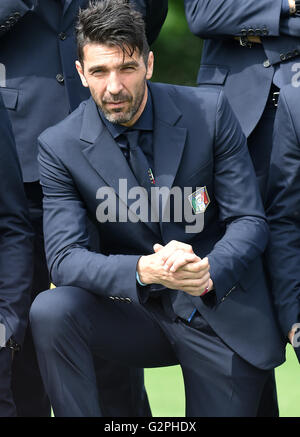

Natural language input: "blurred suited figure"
[266,84,300,363]
[0,0,167,417]
[184,0,300,416]
[0,94,33,417]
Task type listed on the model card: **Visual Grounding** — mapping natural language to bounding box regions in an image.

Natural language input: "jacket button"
[248,28,255,35]
[59,32,67,40]
[255,28,261,35]
[280,53,286,61]
[263,59,271,68]
[56,73,64,83]
[13,12,21,19]
[241,28,247,36]
[8,17,17,25]
[125,298,132,303]
[261,27,269,35]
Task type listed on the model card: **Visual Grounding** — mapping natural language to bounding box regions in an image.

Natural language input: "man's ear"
[146,51,154,80]
[75,60,89,87]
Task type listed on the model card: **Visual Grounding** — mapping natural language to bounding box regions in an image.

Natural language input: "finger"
[164,250,197,270]
[153,243,164,253]
[160,242,194,263]
[181,276,211,296]
[171,272,210,290]
[178,257,209,273]
[169,253,200,272]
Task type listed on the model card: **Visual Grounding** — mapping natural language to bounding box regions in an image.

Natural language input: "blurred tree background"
[151,0,203,86]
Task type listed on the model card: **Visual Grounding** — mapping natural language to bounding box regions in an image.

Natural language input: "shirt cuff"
[282,0,291,16]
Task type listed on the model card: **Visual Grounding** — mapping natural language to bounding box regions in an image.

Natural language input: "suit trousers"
[30,286,269,417]
[12,182,151,417]
[11,182,51,417]
[0,348,17,417]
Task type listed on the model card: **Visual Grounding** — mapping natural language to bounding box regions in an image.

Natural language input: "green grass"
[145,344,300,417]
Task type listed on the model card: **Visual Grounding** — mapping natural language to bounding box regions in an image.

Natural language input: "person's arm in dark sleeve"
[0,99,33,346]
[132,0,168,45]
[38,135,143,304]
[0,0,37,36]
[265,88,300,339]
[206,91,269,303]
[184,0,283,38]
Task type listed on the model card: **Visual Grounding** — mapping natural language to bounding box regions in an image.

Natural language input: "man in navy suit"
[184,0,300,416]
[266,84,300,363]
[184,0,300,199]
[29,0,286,416]
[0,0,167,417]
[0,95,33,416]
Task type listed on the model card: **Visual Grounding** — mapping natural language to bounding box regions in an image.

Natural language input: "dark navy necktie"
[123,130,153,194]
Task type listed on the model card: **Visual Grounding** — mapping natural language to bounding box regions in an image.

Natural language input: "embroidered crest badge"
[188,186,210,214]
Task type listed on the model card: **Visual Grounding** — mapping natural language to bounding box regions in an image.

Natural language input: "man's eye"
[122,66,135,71]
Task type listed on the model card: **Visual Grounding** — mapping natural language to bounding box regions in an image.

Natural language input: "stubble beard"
[96,80,146,125]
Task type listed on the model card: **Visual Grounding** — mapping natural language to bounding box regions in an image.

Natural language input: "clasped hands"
[137,240,213,297]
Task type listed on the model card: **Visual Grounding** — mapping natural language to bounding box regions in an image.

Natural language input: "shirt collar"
[98,85,153,139]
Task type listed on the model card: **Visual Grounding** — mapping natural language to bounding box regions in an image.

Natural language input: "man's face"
[76,43,154,126]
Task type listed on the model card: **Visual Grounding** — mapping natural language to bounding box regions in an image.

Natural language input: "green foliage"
[151,0,202,86]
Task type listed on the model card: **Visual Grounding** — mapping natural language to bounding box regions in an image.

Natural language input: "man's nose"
[106,72,123,95]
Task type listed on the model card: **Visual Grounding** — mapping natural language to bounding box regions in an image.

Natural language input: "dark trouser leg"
[11,182,51,417]
[0,348,17,417]
[94,358,151,417]
[13,183,151,417]
[247,88,279,417]
[29,287,176,417]
[168,313,269,417]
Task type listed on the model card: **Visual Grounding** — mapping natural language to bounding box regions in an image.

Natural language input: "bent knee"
[29,286,86,340]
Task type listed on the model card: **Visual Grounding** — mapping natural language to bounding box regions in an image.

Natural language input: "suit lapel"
[149,83,187,223]
[80,83,188,237]
[80,98,160,236]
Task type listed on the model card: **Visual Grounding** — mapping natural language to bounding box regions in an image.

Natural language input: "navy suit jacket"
[0,95,33,345]
[184,0,300,138]
[38,81,285,370]
[266,85,300,354]
[0,0,167,182]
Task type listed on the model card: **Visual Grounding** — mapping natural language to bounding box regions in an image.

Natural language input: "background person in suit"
[184,0,300,200]
[29,0,286,417]
[184,0,300,416]
[0,0,167,417]
[0,94,33,417]
[266,84,300,364]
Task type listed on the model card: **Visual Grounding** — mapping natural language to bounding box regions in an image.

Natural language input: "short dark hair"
[76,0,150,66]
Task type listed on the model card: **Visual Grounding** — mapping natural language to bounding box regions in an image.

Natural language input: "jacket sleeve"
[207,91,269,302]
[132,0,168,45]
[184,0,282,38]
[0,100,33,345]
[38,136,142,304]
[266,87,300,337]
[0,0,37,36]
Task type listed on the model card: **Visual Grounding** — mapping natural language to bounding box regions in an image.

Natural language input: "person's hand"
[153,241,214,293]
[289,0,296,14]
[137,240,212,296]
[288,323,299,345]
